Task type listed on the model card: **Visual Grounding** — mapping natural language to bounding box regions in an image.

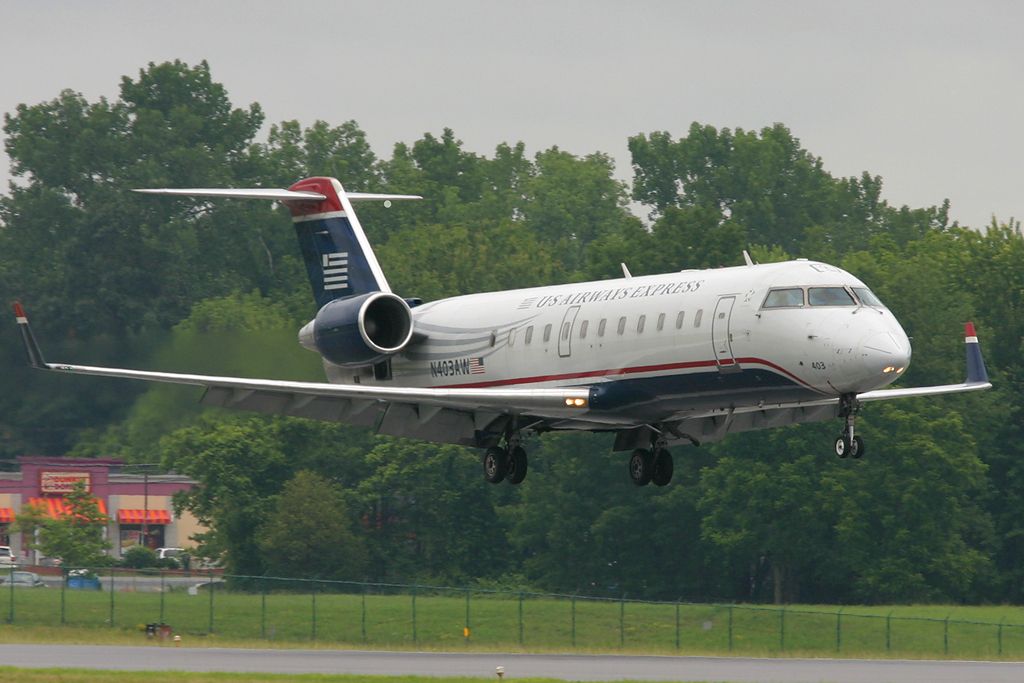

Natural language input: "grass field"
[0,670,632,683]
[5,582,1024,659]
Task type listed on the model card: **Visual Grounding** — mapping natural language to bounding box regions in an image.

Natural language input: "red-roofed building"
[0,456,203,563]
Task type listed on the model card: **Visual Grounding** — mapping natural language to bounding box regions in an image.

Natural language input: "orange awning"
[27,497,108,519]
[0,508,13,523]
[117,509,171,525]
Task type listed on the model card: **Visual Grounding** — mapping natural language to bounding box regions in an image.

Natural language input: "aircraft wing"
[12,303,590,446]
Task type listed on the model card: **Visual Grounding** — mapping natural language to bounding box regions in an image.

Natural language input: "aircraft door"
[558,306,581,358]
[712,296,739,370]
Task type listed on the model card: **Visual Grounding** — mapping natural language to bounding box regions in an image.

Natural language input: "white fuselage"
[321,260,911,425]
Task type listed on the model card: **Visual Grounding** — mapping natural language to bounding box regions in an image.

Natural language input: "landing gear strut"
[628,435,674,487]
[482,432,528,485]
[834,394,865,459]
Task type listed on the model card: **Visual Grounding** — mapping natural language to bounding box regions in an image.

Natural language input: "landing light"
[896,367,905,374]
[883,366,895,374]
[564,397,588,408]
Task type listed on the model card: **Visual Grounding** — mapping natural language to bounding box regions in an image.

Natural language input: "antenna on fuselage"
[621,263,632,279]
[742,250,756,267]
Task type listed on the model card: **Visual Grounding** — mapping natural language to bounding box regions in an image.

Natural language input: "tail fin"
[135,177,420,309]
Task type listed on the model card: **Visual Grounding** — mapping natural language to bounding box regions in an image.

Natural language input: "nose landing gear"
[834,394,865,459]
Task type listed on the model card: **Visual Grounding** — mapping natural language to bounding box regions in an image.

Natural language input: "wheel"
[834,436,849,459]
[851,435,864,459]
[651,448,674,487]
[628,448,654,486]
[483,446,507,484]
[506,446,528,485]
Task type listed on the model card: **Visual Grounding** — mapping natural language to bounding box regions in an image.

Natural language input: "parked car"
[0,571,46,588]
[155,547,186,568]
[0,546,14,565]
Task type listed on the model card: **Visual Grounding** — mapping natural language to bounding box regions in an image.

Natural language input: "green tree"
[12,481,111,567]
[258,470,368,580]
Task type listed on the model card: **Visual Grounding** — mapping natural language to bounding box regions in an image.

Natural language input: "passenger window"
[675,311,685,329]
[617,317,626,335]
[763,288,804,308]
[525,326,533,344]
[509,329,516,347]
[808,287,856,306]
[561,322,571,341]
[657,313,665,331]
[637,315,646,334]
[543,324,552,342]
[598,319,607,337]
[580,320,589,339]
[694,309,703,328]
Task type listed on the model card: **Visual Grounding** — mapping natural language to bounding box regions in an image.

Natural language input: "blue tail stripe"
[966,340,989,384]
[295,215,382,309]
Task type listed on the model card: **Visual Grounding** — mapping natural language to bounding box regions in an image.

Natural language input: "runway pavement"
[2,644,1024,682]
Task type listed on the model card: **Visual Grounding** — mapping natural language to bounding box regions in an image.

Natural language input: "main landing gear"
[483,434,528,485]
[834,393,865,459]
[628,437,674,487]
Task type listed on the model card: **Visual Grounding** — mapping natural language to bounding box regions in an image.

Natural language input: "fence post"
[60,569,66,625]
[361,583,367,643]
[728,605,733,652]
[207,568,214,634]
[109,569,115,627]
[311,582,317,642]
[571,594,576,648]
[7,566,13,623]
[261,579,267,640]
[675,601,680,651]
[835,608,842,652]
[886,611,892,652]
[411,584,418,645]
[518,592,524,646]
[779,606,785,652]
[944,615,949,655]
[619,594,625,649]
[998,619,1004,657]
[159,570,165,625]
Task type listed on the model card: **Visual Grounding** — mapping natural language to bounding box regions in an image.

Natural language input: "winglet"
[13,301,46,369]
[964,321,989,384]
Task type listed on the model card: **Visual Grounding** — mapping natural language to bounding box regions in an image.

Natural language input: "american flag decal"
[322,252,349,290]
[469,357,486,374]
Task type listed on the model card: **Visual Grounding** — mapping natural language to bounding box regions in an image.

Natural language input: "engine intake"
[309,292,414,367]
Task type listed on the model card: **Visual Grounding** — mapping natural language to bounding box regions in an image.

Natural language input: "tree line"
[2,60,1022,604]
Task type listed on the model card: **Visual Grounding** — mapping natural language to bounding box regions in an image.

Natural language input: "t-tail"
[134,177,420,307]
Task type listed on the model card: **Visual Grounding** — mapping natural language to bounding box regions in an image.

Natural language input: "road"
[2,645,1024,682]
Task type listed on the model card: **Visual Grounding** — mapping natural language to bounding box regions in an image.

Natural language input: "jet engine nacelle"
[302,292,414,367]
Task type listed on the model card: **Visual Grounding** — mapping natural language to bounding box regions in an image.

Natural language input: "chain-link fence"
[3,566,1023,658]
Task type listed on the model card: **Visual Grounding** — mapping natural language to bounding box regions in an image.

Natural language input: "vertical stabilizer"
[285,177,391,308]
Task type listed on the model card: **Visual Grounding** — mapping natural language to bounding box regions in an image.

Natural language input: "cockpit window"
[763,288,804,308]
[808,287,856,306]
[853,287,885,308]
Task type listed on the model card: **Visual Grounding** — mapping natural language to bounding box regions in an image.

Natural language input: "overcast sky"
[2,1,1021,229]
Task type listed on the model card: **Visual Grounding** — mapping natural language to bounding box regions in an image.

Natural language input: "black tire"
[834,436,849,458]
[851,435,865,459]
[629,448,653,486]
[507,446,528,485]
[483,446,507,484]
[651,448,674,487]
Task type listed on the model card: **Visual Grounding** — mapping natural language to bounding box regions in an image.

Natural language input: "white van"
[0,546,14,565]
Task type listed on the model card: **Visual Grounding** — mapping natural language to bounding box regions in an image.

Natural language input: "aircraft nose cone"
[860,331,911,377]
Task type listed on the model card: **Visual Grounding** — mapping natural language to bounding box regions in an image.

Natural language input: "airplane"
[13,176,991,487]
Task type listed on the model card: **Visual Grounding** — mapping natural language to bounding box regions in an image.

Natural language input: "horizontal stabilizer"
[134,188,422,203]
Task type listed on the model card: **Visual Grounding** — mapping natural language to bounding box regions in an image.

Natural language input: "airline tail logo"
[322,252,349,291]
